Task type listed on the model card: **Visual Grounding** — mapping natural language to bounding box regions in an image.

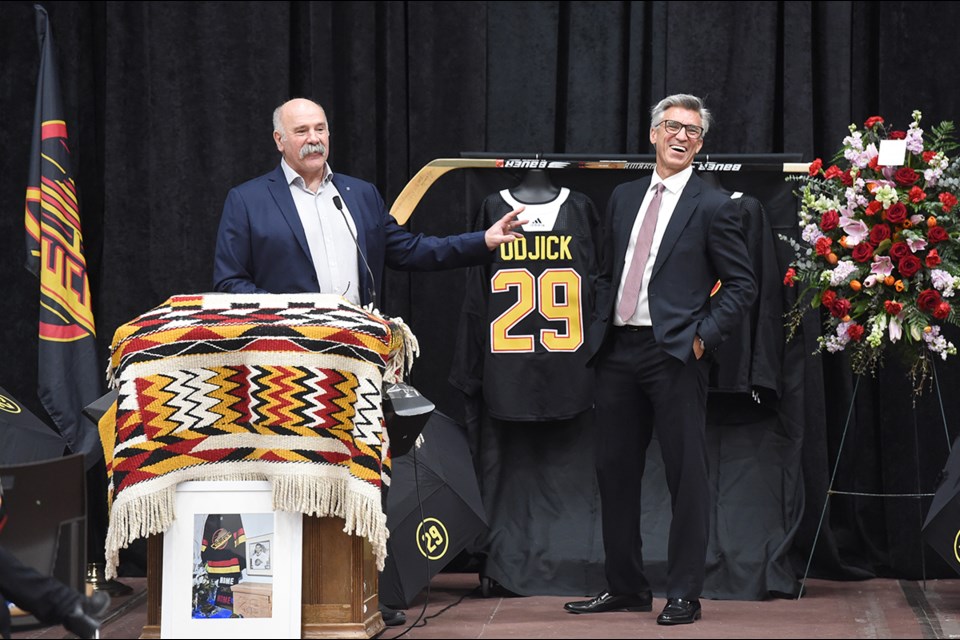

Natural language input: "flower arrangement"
[782,111,960,392]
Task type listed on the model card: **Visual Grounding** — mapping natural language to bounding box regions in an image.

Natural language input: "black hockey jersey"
[200,513,247,610]
[451,188,600,421]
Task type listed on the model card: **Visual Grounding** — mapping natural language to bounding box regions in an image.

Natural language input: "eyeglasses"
[656,119,704,139]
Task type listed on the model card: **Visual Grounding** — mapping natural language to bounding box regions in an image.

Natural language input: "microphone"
[332,195,378,310]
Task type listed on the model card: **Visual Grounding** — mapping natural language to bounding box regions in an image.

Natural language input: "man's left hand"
[693,335,705,360]
[485,206,527,250]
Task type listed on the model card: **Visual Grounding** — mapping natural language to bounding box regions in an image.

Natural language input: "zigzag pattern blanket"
[100,293,416,579]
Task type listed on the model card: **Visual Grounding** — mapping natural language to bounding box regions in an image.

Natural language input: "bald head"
[273,99,327,139]
[273,99,330,188]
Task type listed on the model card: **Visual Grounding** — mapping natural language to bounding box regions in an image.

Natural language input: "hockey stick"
[389,157,810,224]
[390,159,499,224]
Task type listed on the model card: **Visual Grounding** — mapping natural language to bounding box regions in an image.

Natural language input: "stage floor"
[10,572,960,639]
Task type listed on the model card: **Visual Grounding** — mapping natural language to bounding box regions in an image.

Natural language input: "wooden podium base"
[141,516,384,638]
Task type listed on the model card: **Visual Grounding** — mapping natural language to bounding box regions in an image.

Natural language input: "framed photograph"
[246,533,273,576]
[161,480,302,638]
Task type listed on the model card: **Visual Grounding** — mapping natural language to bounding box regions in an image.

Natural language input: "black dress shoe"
[564,590,652,614]
[63,591,111,638]
[656,597,701,625]
[379,603,406,627]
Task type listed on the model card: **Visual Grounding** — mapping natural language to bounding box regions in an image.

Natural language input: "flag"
[24,4,102,468]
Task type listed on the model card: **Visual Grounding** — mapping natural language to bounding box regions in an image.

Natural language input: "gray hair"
[650,94,711,136]
[272,105,285,138]
[272,99,328,140]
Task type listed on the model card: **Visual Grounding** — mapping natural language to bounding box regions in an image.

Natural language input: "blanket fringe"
[383,315,420,383]
[273,475,388,571]
[104,473,389,580]
[104,487,177,580]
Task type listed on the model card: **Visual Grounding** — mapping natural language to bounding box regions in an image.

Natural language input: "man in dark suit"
[564,94,756,625]
[213,98,525,627]
[213,97,523,304]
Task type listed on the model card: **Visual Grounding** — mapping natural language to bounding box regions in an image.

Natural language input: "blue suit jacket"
[589,172,757,364]
[213,165,492,306]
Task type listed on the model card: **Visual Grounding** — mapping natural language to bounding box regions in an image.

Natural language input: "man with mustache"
[563,94,756,625]
[213,98,524,305]
[212,98,525,628]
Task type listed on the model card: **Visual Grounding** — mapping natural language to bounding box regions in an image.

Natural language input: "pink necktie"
[618,183,664,323]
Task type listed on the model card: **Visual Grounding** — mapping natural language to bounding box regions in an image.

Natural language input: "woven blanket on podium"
[99,293,417,579]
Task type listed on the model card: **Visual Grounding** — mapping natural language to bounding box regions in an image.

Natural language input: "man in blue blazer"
[213,98,523,306]
[212,98,525,628]
[564,94,756,624]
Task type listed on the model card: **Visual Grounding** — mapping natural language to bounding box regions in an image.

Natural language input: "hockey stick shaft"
[389,158,809,224]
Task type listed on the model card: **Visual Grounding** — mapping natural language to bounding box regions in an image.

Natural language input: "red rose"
[926,249,942,268]
[888,201,910,221]
[893,167,919,186]
[898,254,922,278]
[869,223,891,245]
[884,300,903,315]
[840,170,854,187]
[918,289,942,312]
[864,116,884,128]
[866,201,883,216]
[935,301,952,320]
[885,202,907,225]
[831,297,851,318]
[808,158,823,176]
[852,242,875,263]
[821,289,837,309]
[923,151,937,163]
[928,226,949,244]
[783,267,796,287]
[868,156,880,170]
[823,165,843,180]
[815,236,833,256]
[940,192,958,213]
[889,241,911,261]
[909,186,927,203]
[820,209,840,231]
[847,323,865,341]
[888,131,907,140]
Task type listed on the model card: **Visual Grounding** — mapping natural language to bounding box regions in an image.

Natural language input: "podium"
[98,294,417,639]
[141,516,382,638]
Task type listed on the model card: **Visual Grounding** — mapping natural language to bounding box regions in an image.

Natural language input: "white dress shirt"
[615,165,694,326]
[280,158,361,305]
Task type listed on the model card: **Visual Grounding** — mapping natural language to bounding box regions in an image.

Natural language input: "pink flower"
[871,256,894,277]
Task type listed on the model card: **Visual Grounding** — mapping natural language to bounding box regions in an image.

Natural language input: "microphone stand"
[332,195,378,310]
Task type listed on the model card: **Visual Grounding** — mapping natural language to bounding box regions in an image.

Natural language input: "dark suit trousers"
[0,544,82,639]
[594,327,709,600]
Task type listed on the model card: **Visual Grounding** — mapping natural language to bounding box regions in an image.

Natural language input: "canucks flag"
[23,4,102,467]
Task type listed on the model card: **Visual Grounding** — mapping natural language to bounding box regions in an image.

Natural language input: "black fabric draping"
[2,1,960,589]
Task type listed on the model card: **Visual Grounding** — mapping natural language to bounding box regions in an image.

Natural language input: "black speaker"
[382,382,435,457]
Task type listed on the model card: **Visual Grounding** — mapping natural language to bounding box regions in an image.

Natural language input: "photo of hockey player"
[192,513,246,618]
[246,535,273,576]
[251,542,269,569]
[191,512,274,618]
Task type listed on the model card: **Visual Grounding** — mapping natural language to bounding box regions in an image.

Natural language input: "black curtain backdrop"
[3,1,960,587]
